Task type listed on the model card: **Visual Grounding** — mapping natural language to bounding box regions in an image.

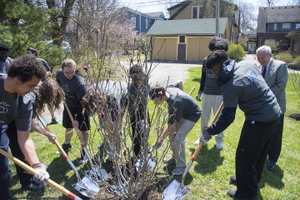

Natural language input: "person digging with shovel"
[150,85,202,175]
[203,50,281,200]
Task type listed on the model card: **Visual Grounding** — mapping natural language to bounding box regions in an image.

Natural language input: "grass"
[9,67,300,200]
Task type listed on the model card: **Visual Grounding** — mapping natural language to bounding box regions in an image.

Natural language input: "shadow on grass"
[190,144,224,175]
[259,164,284,189]
[192,77,201,83]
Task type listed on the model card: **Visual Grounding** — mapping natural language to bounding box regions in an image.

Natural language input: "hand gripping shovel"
[0,148,82,200]
[36,114,99,198]
[62,99,108,182]
[162,101,224,200]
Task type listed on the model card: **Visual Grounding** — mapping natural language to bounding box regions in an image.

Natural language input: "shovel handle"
[0,148,82,200]
[36,113,69,159]
[192,101,224,160]
[158,86,196,145]
[62,99,85,148]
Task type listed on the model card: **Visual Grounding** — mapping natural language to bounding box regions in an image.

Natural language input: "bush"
[275,51,293,63]
[227,44,245,62]
[293,55,300,65]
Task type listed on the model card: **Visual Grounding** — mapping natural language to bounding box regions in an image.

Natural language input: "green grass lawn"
[9,67,300,199]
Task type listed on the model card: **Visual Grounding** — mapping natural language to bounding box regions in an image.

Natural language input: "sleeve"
[199,59,207,92]
[77,83,87,100]
[207,107,236,135]
[168,101,183,125]
[41,59,51,72]
[56,71,61,86]
[270,63,288,96]
[15,97,33,132]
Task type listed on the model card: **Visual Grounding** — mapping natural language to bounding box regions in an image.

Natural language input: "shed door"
[178,44,186,61]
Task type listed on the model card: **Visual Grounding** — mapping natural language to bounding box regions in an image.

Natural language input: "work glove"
[32,163,49,186]
[196,91,202,101]
[200,127,212,145]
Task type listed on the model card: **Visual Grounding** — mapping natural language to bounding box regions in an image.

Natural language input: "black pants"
[0,125,11,200]
[268,114,284,164]
[235,118,280,199]
[7,121,33,186]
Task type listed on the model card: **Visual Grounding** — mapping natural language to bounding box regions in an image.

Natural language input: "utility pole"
[216,0,220,37]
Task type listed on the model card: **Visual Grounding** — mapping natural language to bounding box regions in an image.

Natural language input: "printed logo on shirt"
[246,70,257,82]
[0,102,9,114]
[183,95,188,99]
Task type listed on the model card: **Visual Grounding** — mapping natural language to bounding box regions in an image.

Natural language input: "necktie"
[262,66,267,79]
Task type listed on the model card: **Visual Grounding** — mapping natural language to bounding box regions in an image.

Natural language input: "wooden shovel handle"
[62,99,85,147]
[36,113,68,158]
[0,148,81,200]
[192,101,224,159]
[158,86,196,144]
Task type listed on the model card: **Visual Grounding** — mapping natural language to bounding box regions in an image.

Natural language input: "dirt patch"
[289,113,300,121]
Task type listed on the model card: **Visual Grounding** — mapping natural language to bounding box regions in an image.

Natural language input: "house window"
[179,36,185,43]
[146,18,149,29]
[131,17,136,29]
[282,23,290,30]
[265,39,275,43]
[296,23,300,29]
[273,23,277,31]
[199,7,204,18]
[192,7,197,19]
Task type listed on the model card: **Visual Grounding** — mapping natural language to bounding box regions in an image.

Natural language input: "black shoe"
[227,190,236,197]
[230,176,237,185]
[79,149,87,164]
[62,143,72,154]
[267,161,276,170]
[106,158,112,163]
[22,181,45,191]
[51,117,61,124]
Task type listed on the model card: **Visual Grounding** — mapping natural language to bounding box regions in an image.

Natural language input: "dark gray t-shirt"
[166,87,202,124]
[221,60,281,122]
[202,58,222,95]
[0,57,13,73]
[0,74,32,131]
[56,69,87,107]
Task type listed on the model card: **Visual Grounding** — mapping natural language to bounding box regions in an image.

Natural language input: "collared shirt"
[261,58,272,74]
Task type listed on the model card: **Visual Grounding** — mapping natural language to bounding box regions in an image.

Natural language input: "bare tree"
[239,2,257,33]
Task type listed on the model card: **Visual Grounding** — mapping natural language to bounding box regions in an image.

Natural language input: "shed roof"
[147,18,228,36]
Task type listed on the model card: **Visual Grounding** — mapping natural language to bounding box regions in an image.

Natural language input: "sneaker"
[163,158,176,165]
[21,181,45,191]
[172,167,185,175]
[194,139,200,145]
[79,150,87,164]
[51,117,61,124]
[56,143,72,154]
[267,161,276,170]
[215,138,223,150]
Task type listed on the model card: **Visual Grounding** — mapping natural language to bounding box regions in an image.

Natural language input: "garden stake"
[36,113,100,198]
[62,99,108,182]
[162,101,224,200]
[0,148,83,200]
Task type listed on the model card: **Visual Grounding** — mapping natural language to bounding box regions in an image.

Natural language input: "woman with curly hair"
[7,78,63,191]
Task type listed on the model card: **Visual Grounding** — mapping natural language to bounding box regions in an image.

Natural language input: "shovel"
[36,114,100,198]
[162,101,224,200]
[62,99,108,182]
[0,148,82,200]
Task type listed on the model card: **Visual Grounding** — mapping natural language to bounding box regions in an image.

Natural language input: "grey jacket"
[259,59,288,113]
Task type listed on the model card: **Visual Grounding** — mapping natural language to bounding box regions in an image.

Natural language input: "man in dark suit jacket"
[256,45,288,170]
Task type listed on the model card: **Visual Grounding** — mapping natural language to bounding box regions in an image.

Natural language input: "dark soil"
[289,113,300,121]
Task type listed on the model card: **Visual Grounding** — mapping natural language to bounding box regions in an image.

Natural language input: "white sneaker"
[172,167,185,175]
[216,138,223,150]
[194,139,200,145]
[79,155,88,164]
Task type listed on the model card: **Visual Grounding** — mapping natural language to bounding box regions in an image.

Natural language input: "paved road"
[41,54,262,124]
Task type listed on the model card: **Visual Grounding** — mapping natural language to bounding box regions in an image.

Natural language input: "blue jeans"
[0,125,11,200]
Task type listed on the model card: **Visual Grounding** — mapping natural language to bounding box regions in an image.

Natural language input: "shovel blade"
[72,176,100,198]
[135,157,156,173]
[85,165,108,182]
[162,180,190,200]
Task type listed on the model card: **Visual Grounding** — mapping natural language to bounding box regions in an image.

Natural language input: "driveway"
[40,54,268,124]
